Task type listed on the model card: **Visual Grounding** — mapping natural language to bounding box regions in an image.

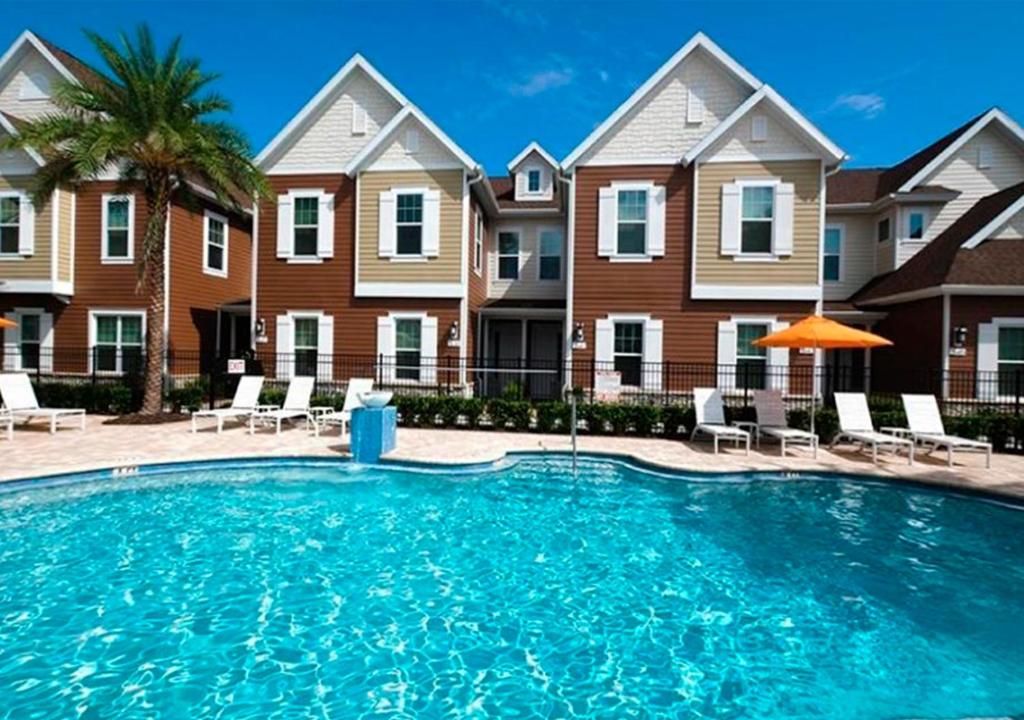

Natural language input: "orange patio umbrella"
[753,315,893,435]
[0,317,15,329]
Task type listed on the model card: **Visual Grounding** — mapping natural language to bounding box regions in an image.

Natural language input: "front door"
[526,320,563,399]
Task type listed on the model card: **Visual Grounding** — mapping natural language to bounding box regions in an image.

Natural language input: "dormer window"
[527,170,541,193]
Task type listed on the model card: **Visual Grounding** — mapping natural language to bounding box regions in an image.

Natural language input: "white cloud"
[508,68,575,97]
[829,93,886,119]
[598,69,609,83]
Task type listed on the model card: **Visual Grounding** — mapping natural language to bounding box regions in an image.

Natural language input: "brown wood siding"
[695,160,822,285]
[167,194,252,358]
[869,297,944,393]
[950,295,1024,374]
[256,173,461,379]
[571,165,815,377]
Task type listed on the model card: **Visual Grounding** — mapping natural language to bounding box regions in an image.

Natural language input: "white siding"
[705,101,816,160]
[822,213,877,301]
[366,115,463,171]
[583,48,751,165]
[488,219,567,301]
[993,208,1024,239]
[0,48,64,120]
[269,68,402,173]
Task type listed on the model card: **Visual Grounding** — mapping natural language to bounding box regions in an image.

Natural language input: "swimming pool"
[0,455,1022,718]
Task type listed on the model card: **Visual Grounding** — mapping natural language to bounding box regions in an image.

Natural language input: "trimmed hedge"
[32,380,140,415]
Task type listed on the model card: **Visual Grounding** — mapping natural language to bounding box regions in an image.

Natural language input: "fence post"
[590,357,596,404]
[377,353,382,387]
[1016,369,1021,417]
[446,355,452,394]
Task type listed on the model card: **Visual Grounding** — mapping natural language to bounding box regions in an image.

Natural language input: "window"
[539,229,561,280]
[998,327,1024,396]
[824,225,842,282]
[617,189,647,255]
[18,313,40,371]
[203,211,227,276]
[736,323,768,390]
[751,115,768,142]
[396,192,424,255]
[740,185,774,254]
[907,211,925,240]
[395,318,422,381]
[497,231,519,280]
[877,217,891,243]
[474,212,483,273]
[0,196,20,255]
[293,317,319,377]
[102,196,133,262]
[527,169,541,193]
[613,322,643,387]
[93,314,143,374]
[293,196,319,257]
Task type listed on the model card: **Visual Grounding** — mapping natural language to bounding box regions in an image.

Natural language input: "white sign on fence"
[227,359,246,375]
[594,370,622,402]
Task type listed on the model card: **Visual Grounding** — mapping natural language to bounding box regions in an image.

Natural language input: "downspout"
[251,194,259,352]
[816,161,846,399]
[557,169,574,394]
[464,169,486,392]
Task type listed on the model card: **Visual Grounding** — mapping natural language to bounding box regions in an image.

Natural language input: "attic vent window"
[978,144,994,169]
[19,71,50,100]
[686,84,705,124]
[751,115,768,142]
[352,105,367,136]
[405,129,420,154]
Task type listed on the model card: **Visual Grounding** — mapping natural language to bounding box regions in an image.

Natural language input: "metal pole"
[571,390,578,476]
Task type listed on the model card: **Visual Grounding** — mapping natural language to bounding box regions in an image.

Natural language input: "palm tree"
[3,25,267,416]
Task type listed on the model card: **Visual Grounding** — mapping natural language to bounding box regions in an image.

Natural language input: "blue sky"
[9,1,1023,174]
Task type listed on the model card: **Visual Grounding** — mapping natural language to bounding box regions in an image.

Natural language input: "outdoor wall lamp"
[448,320,460,343]
[953,326,968,348]
[572,322,586,347]
[254,317,266,338]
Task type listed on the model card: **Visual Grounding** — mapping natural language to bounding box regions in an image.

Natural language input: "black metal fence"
[6,348,1024,417]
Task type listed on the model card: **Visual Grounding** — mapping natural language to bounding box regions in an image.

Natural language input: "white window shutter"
[642,319,663,392]
[2,313,19,371]
[39,312,53,373]
[18,196,34,255]
[376,316,395,383]
[352,105,367,135]
[647,184,666,257]
[378,190,396,257]
[598,187,616,256]
[317,193,334,258]
[317,314,334,381]
[773,183,795,256]
[594,318,614,371]
[421,316,439,384]
[977,322,999,400]
[276,195,293,259]
[422,189,441,257]
[720,184,741,256]
[275,315,293,380]
[717,320,738,389]
[515,172,526,199]
[767,320,790,392]
[541,170,553,196]
[687,84,704,124]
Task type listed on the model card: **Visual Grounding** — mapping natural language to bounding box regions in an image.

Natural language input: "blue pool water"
[0,456,1023,719]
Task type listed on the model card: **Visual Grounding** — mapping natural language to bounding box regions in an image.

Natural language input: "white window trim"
[903,207,929,242]
[3,307,51,372]
[473,210,483,276]
[101,194,135,264]
[202,209,229,278]
[823,223,844,283]
[388,311,430,386]
[736,178,780,259]
[393,187,429,260]
[495,227,522,281]
[537,226,563,282]
[612,181,652,259]
[288,189,323,261]
[87,309,146,375]
[0,190,25,259]
[987,317,1024,401]
[612,319,645,388]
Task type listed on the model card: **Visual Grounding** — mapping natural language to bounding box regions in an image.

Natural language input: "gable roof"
[561,32,761,170]
[854,181,1024,304]
[343,104,478,175]
[0,30,103,90]
[506,141,558,173]
[254,53,409,168]
[682,84,845,165]
[488,176,561,211]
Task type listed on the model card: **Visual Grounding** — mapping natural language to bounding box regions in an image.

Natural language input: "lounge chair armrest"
[253,404,280,413]
[309,406,335,418]
[880,426,913,438]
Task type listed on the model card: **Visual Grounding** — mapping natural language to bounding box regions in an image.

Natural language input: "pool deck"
[1,415,1022,499]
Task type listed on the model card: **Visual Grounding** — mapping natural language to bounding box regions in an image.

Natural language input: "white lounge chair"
[190,375,264,433]
[309,378,374,438]
[690,388,750,455]
[248,376,315,435]
[901,394,992,468]
[0,373,85,434]
[751,389,818,457]
[1,409,11,441]
[832,392,913,465]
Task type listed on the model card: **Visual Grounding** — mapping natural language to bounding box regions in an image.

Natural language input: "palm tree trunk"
[140,192,170,416]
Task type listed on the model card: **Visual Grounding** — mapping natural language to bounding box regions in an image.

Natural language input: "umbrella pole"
[810,340,818,439]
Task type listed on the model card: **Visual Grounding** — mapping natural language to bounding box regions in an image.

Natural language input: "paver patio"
[1,415,1022,501]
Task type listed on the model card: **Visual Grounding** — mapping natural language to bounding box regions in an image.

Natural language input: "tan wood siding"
[357,169,463,284]
[695,160,822,285]
[57,188,73,283]
[0,176,51,280]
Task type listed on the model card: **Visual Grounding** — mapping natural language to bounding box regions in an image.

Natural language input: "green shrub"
[788,407,839,443]
[461,398,486,428]
[167,380,206,413]
[489,399,531,431]
[259,386,286,408]
[535,401,571,434]
[32,380,140,415]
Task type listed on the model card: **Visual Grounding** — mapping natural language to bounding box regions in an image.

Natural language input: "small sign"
[948,347,967,357]
[227,359,246,375]
[799,347,816,355]
[572,340,587,350]
[594,370,622,402]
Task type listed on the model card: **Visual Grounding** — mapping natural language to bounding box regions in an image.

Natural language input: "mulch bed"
[103,413,190,426]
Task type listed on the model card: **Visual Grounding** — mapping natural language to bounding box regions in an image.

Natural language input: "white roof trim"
[343,104,478,175]
[0,111,43,166]
[684,85,846,165]
[506,141,558,173]
[0,30,81,87]
[897,109,1024,193]
[255,53,409,168]
[961,190,1024,249]
[560,32,761,170]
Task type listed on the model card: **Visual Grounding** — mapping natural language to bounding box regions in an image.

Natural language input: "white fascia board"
[354,281,464,298]
[691,284,822,300]
[255,53,410,168]
[961,192,1024,249]
[507,141,559,173]
[0,31,79,88]
[0,112,43,165]
[560,31,761,170]
[897,109,1024,193]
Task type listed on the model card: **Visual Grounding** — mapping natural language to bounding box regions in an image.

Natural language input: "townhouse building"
[0,32,252,377]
